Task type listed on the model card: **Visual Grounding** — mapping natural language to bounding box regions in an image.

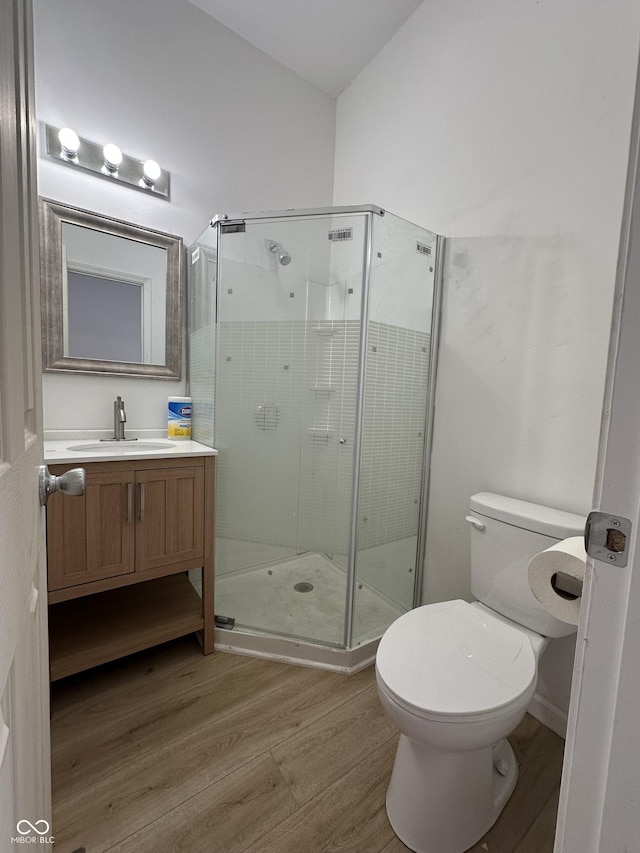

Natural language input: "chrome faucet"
[113,396,127,440]
[99,396,137,442]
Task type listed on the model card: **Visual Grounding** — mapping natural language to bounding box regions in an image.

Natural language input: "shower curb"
[214,627,379,674]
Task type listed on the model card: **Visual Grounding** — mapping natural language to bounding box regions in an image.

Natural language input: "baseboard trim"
[528,691,568,739]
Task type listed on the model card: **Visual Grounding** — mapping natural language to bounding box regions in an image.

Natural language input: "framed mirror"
[39,198,183,378]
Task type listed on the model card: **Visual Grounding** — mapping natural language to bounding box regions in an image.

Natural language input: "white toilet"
[376,492,585,853]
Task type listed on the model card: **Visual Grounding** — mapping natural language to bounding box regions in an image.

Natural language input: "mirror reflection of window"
[61,222,167,365]
[66,271,144,363]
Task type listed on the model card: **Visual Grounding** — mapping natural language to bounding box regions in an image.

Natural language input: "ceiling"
[187,0,424,97]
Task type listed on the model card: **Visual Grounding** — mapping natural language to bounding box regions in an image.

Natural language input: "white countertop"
[44,438,217,464]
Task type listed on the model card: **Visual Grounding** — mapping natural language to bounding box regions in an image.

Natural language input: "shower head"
[266,239,292,266]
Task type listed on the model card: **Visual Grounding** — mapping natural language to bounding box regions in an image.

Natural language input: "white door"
[0,0,52,849]
[554,55,640,851]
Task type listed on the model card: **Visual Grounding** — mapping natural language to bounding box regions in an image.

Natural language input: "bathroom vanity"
[43,440,217,681]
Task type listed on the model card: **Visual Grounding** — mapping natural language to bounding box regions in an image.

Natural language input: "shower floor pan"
[213,551,404,673]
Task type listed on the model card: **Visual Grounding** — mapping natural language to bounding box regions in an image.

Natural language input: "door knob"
[39,465,86,506]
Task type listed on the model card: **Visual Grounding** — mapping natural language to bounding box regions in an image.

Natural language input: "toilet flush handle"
[465,515,486,532]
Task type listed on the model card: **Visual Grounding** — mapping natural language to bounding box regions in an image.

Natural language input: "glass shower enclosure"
[189,204,441,665]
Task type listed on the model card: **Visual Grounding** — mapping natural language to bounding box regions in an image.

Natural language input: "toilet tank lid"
[469,492,586,539]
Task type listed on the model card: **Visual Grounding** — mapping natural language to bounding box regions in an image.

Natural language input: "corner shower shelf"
[307,426,335,444]
[309,384,337,396]
[313,323,338,337]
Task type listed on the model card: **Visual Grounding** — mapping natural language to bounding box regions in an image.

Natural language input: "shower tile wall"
[359,323,430,550]
[296,319,359,561]
[190,325,215,445]
[213,318,429,572]
[215,320,308,554]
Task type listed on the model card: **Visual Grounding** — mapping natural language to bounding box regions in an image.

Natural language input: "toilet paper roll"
[527,536,586,625]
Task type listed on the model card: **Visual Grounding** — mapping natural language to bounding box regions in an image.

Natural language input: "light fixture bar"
[44,124,170,200]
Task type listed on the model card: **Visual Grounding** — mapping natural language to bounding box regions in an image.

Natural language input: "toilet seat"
[376,600,536,722]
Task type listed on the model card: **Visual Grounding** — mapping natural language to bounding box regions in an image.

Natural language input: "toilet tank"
[468,492,586,638]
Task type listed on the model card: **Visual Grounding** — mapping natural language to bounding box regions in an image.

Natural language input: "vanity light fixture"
[102,143,123,175]
[141,159,161,188]
[44,124,170,200]
[58,127,80,161]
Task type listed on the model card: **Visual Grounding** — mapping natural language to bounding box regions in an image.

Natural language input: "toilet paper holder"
[584,511,632,568]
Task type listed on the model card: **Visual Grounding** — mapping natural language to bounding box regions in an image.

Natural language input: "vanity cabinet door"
[47,469,135,590]
[135,465,205,573]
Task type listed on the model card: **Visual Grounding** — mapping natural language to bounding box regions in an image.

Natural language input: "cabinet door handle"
[140,482,146,522]
[127,483,133,523]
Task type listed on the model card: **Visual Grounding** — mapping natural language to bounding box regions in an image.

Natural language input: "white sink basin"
[67,441,176,452]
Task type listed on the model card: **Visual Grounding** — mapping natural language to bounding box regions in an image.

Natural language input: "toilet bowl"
[376,600,544,853]
[375,492,585,853]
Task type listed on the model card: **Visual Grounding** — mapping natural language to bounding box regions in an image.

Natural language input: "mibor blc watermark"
[11,820,54,845]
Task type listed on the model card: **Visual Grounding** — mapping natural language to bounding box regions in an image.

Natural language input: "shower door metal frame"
[342,211,376,649]
[211,204,386,228]
[413,233,444,606]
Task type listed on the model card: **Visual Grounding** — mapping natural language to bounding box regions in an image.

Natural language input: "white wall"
[34,0,336,432]
[333,0,640,727]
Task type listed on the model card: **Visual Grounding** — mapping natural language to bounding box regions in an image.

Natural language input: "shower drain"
[294,582,314,593]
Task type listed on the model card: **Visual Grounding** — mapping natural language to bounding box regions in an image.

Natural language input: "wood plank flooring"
[50,637,565,853]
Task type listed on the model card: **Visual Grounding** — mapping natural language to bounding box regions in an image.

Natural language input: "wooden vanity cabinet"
[47,468,136,590]
[135,465,205,573]
[46,455,215,681]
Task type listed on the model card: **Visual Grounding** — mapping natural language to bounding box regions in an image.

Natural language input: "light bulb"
[58,127,80,159]
[102,143,122,173]
[142,159,161,186]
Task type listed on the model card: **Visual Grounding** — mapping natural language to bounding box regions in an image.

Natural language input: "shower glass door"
[213,213,366,647]
[350,212,438,647]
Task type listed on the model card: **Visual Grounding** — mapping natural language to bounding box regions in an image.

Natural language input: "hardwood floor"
[50,637,565,853]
